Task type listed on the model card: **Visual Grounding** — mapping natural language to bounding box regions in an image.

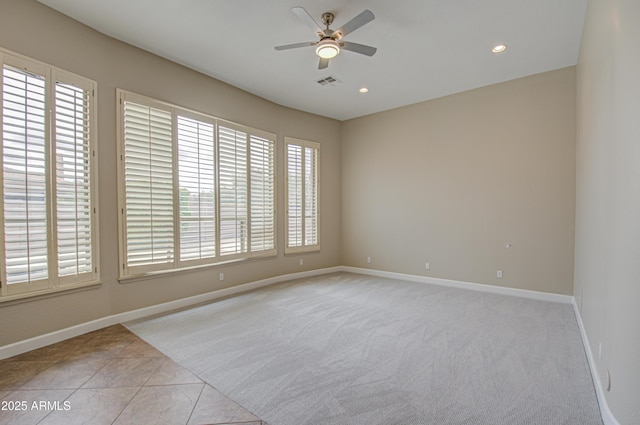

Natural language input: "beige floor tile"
[10,336,128,363]
[2,325,268,425]
[0,389,74,425]
[79,325,136,341]
[187,384,260,425]
[116,339,166,358]
[0,361,54,390]
[44,325,138,362]
[38,387,140,425]
[69,330,140,360]
[20,357,108,390]
[82,357,164,388]
[146,358,203,386]
[113,383,203,425]
[5,342,75,362]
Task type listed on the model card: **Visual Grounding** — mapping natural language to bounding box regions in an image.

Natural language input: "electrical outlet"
[425,262,430,270]
[366,256,372,263]
[299,258,304,266]
[219,272,224,281]
[497,270,503,278]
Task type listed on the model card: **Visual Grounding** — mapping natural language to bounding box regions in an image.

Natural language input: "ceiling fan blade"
[274,41,317,51]
[332,9,375,39]
[292,6,325,38]
[340,41,377,57]
[318,57,329,70]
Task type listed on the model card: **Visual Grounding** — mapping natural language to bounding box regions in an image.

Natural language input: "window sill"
[284,246,321,255]
[118,253,277,284]
[0,281,102,307]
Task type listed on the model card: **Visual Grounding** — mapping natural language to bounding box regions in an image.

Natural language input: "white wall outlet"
[497,270,503,278]
[219,272,224,281]
[366,256,372,263]
[299,258,304,266]
[425,262,430,270]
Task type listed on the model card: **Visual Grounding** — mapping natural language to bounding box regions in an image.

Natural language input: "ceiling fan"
[274,7,377,70]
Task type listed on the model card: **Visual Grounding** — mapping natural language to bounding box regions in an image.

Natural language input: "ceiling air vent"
[316,76,341,86]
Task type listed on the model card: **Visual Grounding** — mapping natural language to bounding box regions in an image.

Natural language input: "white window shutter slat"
[54,81,93,281]
[304,146,319,246]
[287,144,303,248]
[250,134,275,253]
[123,101,174,269]
[218,125,248,256]
[285,138,319,253]
[1,65,49,286]
[177,116,216,262]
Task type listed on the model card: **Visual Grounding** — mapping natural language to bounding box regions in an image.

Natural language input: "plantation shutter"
[0,51,98,298]
[117,90,277,279]
[304,145,319,246]
[286,144,303,248]
[122,98,174,272]
[249,133,275,253]
[1,63,49,288]
[177,115,216,263]
[54,77,94,283]
[285,138,319,253]
[218,124,248,257]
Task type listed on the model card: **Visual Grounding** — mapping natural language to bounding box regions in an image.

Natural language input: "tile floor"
[0,325,268,425]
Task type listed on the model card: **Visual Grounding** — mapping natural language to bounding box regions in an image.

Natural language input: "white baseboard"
[571,299,621,425]
[341,266,574,304]
[0,264,615,425]
[349,266,620,424]
[0,265,572,359]
[0,266,341,360]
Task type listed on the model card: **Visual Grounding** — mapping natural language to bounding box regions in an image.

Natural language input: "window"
[117,90,276,278]
[178,115,216,262]
[285,138,319,253]
[0,49,99,298]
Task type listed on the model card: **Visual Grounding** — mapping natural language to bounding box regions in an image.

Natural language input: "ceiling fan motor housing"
[321,12,335,27]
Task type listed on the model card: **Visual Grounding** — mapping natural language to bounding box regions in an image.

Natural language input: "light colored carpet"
[126,272,603,425]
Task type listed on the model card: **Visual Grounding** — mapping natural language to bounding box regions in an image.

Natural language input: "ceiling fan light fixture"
[316,39,340,59]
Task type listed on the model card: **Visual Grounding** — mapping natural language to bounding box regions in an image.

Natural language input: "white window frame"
[285,137,320,254]
[117,90,276,279]
[0,48,100,300]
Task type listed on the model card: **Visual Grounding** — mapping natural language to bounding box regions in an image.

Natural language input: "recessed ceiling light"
[492,44,507,53]
[359,87,369,93]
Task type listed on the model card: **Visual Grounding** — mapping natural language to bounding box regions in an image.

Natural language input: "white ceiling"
[39,0,588,121]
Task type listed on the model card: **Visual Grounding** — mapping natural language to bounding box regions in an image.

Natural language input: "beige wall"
[4,0,636,421]
[5,5,622,408]
[341,67,576,295]
[0,0,342,345]
[575,0,640,423]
